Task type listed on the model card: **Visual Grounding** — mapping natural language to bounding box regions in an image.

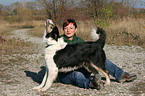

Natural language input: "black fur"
[53,27,106,72]
[45,26,60,41]
[32,20,109,91]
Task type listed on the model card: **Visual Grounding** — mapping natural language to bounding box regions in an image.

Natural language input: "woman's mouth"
[66,33,71,35]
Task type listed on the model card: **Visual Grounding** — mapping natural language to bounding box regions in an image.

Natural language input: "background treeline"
[0,0,144,23]
[0,0,145,49]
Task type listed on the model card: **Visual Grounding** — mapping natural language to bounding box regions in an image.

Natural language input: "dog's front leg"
[38,59,58,91]
[39,67,58,91]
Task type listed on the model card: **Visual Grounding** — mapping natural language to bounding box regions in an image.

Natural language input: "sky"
[0,0,144,8]
[134,0,145,8]
[0,0,35,5]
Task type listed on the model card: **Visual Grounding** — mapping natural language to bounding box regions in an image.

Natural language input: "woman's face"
[64,23,77,40]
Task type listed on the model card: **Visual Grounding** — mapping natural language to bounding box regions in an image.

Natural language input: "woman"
[56,19,137,89]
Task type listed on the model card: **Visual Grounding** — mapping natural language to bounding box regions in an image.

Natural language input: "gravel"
[0,29,145,96]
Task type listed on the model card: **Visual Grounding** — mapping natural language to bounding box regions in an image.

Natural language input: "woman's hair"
[63,19,77,30]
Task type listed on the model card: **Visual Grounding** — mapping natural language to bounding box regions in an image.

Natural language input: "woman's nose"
[67,28,70,31]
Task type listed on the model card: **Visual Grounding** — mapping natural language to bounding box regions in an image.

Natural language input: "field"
[29,17,145,48]
[0,17,145,95]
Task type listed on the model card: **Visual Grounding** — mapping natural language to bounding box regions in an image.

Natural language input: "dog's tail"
[90,27,106,48]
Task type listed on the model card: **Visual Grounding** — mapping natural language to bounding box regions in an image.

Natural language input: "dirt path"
[0,29,145,96]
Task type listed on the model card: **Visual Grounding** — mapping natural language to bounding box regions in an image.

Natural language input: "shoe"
[89,74,102,90]
[119,72,137,83]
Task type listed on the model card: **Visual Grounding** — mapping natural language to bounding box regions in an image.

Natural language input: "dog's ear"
[45,26,60,41]
[52,26,60,41]
[97,27,101,34]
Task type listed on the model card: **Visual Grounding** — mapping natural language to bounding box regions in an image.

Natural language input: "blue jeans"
[56,58,124,88]
[105,58,124,81]
[56,71,90,89]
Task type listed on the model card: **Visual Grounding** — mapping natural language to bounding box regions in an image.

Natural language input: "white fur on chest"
[44,37,67,75]
[45,37,67,55]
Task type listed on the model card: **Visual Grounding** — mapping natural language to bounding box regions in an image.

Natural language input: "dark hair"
[63,19,77,30]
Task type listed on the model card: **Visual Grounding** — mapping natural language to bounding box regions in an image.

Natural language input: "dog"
[33,19,110,91]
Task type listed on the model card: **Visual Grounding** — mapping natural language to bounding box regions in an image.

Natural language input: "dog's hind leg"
[84,62,110,86]
[38,59,58,91]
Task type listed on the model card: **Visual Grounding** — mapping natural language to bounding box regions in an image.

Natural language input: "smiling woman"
[63,19,78,40]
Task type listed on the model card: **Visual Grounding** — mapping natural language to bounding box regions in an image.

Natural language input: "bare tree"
[25,1,37,10]
[36,0,59,19]
[84,0,108,18]
[0,4,4,16]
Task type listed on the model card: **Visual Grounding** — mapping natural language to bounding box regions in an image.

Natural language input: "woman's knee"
[72,71,84,80]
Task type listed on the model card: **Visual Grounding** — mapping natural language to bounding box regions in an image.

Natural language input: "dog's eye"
[50,27,53,29]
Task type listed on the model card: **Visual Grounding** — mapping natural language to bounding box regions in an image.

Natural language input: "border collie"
[33,19,110,91]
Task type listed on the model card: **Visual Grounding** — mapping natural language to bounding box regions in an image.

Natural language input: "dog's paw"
[104,83,110,86]
[38,88,47,92]
[32,86,41,90]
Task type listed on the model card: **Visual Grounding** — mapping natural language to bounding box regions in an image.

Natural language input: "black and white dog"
[33,19,110,91]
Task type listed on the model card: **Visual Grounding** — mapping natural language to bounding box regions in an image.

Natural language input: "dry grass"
[1,17,144,56]
[0,18,144,95]
[77,20,96,40]
[29,20,96,40]
[30,17,145,48]
[0,20,34,56]
[106,17,145,47]
[28,20,44,37]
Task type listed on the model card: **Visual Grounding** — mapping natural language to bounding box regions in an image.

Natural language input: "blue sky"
[133,0,145,8]
[0,0,144,8]
[0,0,35,5]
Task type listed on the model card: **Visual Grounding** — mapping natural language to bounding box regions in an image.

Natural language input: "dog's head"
[45,19,60,41]
[45,19,54,33]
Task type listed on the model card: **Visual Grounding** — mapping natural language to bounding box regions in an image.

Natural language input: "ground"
[0,29,145,96]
